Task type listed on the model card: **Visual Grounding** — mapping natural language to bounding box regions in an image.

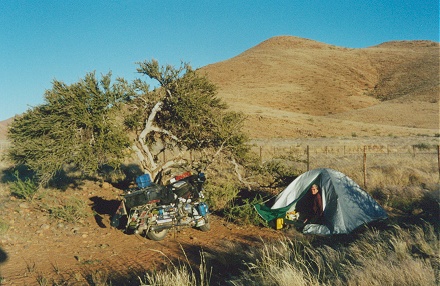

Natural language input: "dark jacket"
[296,190,323,224]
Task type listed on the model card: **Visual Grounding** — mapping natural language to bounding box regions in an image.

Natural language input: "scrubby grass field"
[145,223,437,286]
[1,138,438,285]
[136,141,439,286]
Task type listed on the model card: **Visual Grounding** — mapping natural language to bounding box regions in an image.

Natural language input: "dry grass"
[225,224,438,286]
[139,248,211,286]
[129,223,438,286]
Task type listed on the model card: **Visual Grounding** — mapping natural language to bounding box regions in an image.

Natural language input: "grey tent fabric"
[266,168,387,235]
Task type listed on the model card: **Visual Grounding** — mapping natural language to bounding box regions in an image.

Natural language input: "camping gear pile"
[255,168,387,235]
[111,170,210,241]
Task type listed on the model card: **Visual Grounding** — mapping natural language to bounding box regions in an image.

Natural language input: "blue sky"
[1,0,438,121]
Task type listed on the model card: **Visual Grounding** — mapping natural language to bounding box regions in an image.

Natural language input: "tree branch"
[231,157,252,191]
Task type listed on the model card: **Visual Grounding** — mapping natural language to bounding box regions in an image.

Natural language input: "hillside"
[0,118,12,141]
[1,36,438,141]
[199,36,439,138]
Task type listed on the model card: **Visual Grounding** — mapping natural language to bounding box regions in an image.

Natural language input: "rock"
[19,203,29,209]
[40,224,50,230]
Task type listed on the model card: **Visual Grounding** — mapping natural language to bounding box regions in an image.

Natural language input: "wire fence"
[1,138,439,188]
[251,144,440,188]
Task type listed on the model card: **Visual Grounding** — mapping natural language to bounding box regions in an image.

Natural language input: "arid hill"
[1,36,438,141]
[0,118,13,141]
[199,36,439,138]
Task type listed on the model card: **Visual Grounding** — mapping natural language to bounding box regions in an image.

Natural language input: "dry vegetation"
[0,36,439,285]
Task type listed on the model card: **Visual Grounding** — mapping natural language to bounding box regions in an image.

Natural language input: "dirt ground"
[0,180,285,285]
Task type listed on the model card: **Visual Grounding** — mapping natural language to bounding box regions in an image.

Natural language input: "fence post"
[363,146,367,189]
[437,145,440,181]
[307,145,310,171]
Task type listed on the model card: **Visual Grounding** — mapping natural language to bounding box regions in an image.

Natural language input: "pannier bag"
[124,183,163,209]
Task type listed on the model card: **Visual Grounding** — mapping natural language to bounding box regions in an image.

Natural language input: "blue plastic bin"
[136,174,152,188]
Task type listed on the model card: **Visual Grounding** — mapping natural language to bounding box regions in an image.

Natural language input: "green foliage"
[7,59,249,188]
[44,196,90,223]
[262,159,301,187]
[224,195,267,226]
[7,72,131,185]
[203,181,241,211]
[131,60,249,170]
[412,143,431,150]
[9,170,38,200]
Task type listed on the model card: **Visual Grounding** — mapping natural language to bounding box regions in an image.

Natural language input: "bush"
[262,159,301,187]
[41,195,91,223]
[412,143,431,150]
[9,170,38,201]
[224,195,267,226]
[203,181,240,211]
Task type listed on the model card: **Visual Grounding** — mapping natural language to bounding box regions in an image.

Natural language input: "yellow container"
[276,218,284,230]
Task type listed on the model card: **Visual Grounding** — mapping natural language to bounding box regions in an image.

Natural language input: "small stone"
[19,203,29,209]
[40,224,50,230]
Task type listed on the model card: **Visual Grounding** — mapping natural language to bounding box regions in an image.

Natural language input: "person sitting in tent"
[295,184,323,226]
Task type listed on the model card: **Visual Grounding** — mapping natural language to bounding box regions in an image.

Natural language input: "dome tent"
[255,168,387,235]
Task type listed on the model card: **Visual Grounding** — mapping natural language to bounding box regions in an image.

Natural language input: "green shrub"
[9,170,38,201]
[262,159,301,187]
[45,196,90,223]
[203,181,240,211]
[224,195,267,226]
[412,143,431,150]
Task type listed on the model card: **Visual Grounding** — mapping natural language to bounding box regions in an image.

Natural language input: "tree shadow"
[0,164,35,184]
[0,246,8,279]
[89,196,122,228]
[1,162,144,192]
[0,247,7,264]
